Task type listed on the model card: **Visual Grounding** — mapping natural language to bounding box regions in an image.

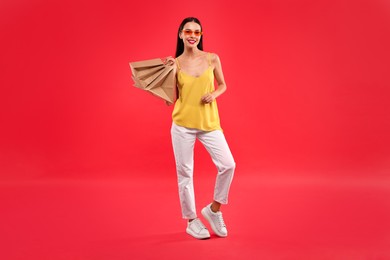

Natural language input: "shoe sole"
[186,228,210,240]
[201,207,228,237]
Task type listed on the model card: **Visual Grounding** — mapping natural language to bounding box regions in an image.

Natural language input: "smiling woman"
[163,17,236,240]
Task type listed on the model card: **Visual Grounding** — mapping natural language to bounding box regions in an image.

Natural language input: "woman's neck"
[182,47,202,58]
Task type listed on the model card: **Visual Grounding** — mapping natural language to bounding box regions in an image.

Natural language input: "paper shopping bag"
[129,58,176,104]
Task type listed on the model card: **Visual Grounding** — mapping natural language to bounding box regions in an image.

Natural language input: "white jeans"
[171,122,236,219]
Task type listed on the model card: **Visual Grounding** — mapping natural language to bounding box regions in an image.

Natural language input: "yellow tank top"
[172,53,222,131]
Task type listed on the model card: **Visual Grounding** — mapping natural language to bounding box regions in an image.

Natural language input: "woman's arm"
[201,53,227,104]
[162,56,177,106]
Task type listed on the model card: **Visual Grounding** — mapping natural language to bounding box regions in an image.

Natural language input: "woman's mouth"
[188,39,196,44]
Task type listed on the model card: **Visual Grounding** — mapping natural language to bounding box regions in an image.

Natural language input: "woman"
[165,17,236,240]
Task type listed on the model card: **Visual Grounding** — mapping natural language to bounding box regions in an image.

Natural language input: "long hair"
[175,17,204,58]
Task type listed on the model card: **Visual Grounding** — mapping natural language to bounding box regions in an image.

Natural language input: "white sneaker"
[201,203,228,237]
[186,218,210,239]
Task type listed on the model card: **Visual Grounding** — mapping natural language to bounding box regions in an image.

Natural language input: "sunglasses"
[182,29,203,37]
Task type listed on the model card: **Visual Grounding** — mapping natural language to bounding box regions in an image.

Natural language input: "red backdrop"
[1,0,389,180]
[1,1,390,259]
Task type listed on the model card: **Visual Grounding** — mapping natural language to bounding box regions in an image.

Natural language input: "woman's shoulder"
[207,52,221,65]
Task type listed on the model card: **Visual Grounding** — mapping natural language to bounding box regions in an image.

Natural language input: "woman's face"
[180,21,202,49]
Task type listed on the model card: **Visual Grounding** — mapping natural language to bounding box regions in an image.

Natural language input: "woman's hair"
[175,17,204,58]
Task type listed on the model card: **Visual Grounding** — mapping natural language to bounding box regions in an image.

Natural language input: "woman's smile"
[188,39,196,44]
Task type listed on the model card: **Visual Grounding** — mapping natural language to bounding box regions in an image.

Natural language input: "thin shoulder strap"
[208,52,212,66]
[175,58,181,70]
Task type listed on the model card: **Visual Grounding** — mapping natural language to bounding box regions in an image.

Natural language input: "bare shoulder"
[176,54,183,61]
[209,52,222,67]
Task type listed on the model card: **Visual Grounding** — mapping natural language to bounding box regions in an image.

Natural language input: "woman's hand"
[201,93,216,104]
[162,56,175,66]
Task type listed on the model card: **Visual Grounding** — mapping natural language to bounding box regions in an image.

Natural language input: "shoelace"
[215,212,226,228]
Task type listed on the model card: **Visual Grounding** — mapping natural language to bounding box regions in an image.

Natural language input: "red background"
[1,0,390,259]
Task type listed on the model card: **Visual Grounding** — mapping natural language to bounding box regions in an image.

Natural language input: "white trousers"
[171,122,236,219]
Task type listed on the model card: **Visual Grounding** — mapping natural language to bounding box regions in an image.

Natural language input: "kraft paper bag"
[129,58,176,104]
